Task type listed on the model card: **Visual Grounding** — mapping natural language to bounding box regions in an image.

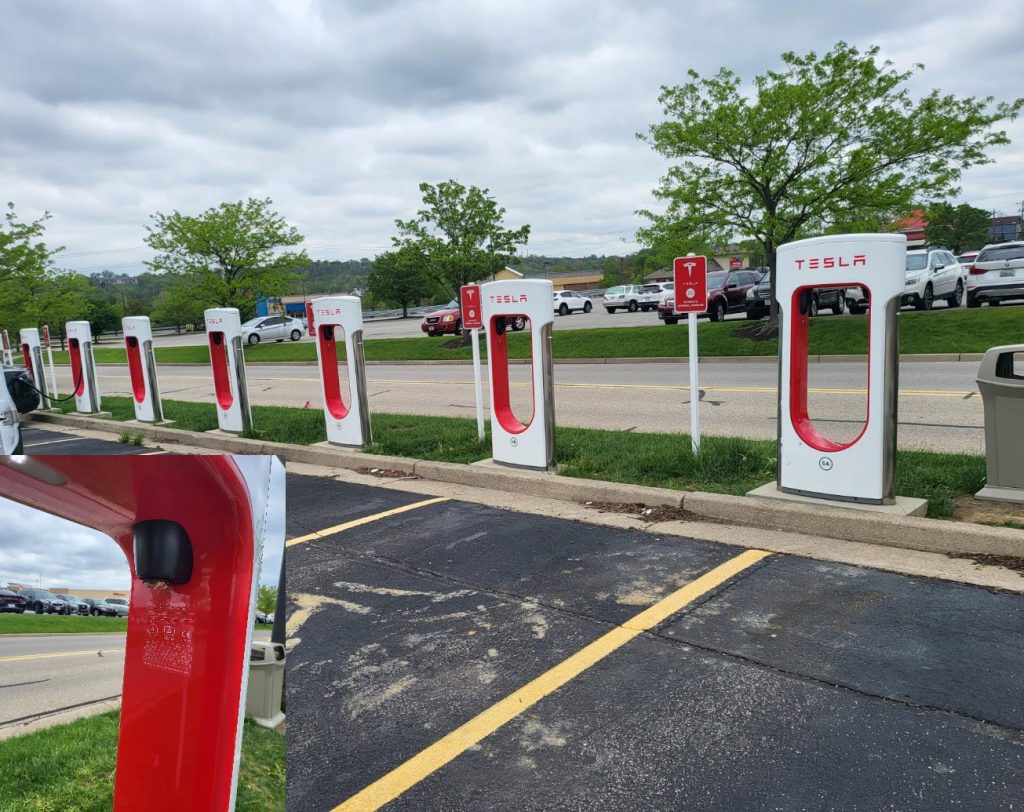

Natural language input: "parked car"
[966,241,1024,307]
[602,285,643,313]
[240,315,305,345]
[957,251,979,268]
[658,269,760,323]
[553,290,593,315]
[104,597,130,617]
[83,598,118,617]
[256,611,275,625]
[17,588,65,614]
[52,594,88,615]
[0,589,27,613]
[903,248,965,310]
[421,300,526,335]
[637,283,672,312]
[745,271,847,319]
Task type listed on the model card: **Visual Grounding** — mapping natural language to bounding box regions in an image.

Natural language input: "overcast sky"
[0,457,285,593]
[1,0,1022,276]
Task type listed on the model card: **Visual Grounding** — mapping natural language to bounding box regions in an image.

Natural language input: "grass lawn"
[34,306,1024,365]
[0,615,128,634]
[0,711,283,810]
[57,395,985,520]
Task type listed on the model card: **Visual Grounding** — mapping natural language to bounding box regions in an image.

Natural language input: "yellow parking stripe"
[0,648,125,663]
[286,497,450,548]
[333,548,771,812]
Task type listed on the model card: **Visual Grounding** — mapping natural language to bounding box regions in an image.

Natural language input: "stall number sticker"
[142,607,195,675]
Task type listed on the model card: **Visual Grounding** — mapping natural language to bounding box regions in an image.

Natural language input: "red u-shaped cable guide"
[21,343,33,382]
[0,456,257,811]
[68,338,85,396]
[789,286,870,452]
[125,336,146,403]
[208,332,234,410]
[489,316,531,434]
[318,324,349,419]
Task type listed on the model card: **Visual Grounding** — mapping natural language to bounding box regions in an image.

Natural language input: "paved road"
[57,359,986,453]
[285,474,1024,811]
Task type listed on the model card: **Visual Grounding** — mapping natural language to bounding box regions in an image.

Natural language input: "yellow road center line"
[87,371,972,398]
[286,497,450,548]
[332,548,771,812]
[0,648,125,663]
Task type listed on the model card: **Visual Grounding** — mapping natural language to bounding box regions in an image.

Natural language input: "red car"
[421,300,526,336]
[657,269,760,323]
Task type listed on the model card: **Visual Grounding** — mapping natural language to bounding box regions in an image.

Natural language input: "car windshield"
[639,285,662,292]
[606,286,625,295]
[977,245,1024,262]
[905,254,929,272]
[446,300,458,309]
[707,272,727,289]
[241,318,262,328]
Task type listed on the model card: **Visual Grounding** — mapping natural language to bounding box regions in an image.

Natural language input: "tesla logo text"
[489,294,528,304]
[206,318,223,325]
[794,255,866,270]
[315,307,344,317]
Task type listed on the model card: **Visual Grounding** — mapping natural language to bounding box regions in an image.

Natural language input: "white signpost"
[673,254,709,454]
[460,284,485,442]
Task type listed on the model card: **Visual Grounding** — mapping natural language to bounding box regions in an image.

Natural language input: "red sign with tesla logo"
[460,284,483,329]
[42,325,51,348]
[673,255,708,313]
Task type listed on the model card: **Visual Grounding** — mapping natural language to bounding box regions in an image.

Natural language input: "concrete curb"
[26,411,1024,559]
[81,352,984,368]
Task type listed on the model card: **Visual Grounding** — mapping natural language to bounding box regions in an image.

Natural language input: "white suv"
[553,290,593,315]
[966,242,1024,307]
[902,248,965,310]
[603,285,642,313]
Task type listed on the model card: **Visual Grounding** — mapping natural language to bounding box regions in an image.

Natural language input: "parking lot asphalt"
[285,474,1024,812]
[19,425,156,455]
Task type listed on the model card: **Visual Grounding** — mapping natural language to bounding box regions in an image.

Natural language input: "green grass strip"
[0,615,128,634]
[53,395,985,520]
[0,711,283,811]
[36,306,1024,365]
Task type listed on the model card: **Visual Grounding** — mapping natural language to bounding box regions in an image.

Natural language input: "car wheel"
[849,304,866,315]
[13,430,23,455]
[290,329,302,340]
[832,296,846,315]
[745,309,760,320]
[966,292,980,308]
[14,608,24,614]
[559,303,569,316]
[605,307,616,314]
[247,333,260,345]
[583,301,592,313]
[947,281,963,307]
[990,300,1001,306]
[511,316,526,331]
[627,300,639,312]
[809,295,819,318]
[454,319,463,335]
[916,284,934,311]
[664,317,678,325]
[711,299,726,322]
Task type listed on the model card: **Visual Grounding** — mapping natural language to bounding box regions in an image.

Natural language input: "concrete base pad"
[471,457,555,474]
[124,419,176,428]
[975,485,1024,505]
[312,440,364,451]
[747,481,929,517]
[249,711,286,730]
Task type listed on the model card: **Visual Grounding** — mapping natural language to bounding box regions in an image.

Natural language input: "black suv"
[17,588,64,614]
[83,598,118,617]
[745,271,847,319]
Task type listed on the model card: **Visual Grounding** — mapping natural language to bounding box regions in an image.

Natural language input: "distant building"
[92,270,138,286]
[892,210,928,247]
[257,292,359,319]
[989,215,1021,244]
[493,267,602,291]
[8,584,130,602]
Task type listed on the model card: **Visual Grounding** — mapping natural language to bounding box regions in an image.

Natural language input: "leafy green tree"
[639,42,1023,328]
[367,245,433,317]
[923,202,992,253]
[257,585,278,616]
[81,293,123,339]
[144,198,308,319]
[151,281,208,332]
[394,180,530,296]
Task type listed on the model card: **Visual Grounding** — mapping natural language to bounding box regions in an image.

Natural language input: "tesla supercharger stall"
[481,279,556,469]
[205,308,253,434]
[776,233,905,504]
[18,327,50,407]
[65,320,103,414]
[122,316,168,424]
[311,295,371,447]
[0,455,274,811]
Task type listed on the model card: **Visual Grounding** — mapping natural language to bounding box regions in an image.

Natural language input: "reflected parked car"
[421,300,526,336]
[658,269,760,323]
[17,588,65,614]
[83,598,118,617]
[240,316,305,345]
[53,594,88,615]
[745,271,847,319]
[0,589,27,613]
[104,597,130,617]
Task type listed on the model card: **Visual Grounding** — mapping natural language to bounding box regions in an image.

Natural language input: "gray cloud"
[1,0,1021,273]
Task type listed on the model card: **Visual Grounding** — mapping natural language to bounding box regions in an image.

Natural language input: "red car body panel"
[421,306,461,335]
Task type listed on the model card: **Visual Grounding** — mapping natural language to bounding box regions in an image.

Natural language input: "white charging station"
[123,315,167,424]
[481,279,555,470]
[776,233,905,504]
[19,327,50,406]
[311,296,371,447]
[204,307,252,434]
[65,320,102,414]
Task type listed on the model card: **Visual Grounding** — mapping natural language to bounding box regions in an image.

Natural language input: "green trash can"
[976,344,1024,504]
[246,641,285,728]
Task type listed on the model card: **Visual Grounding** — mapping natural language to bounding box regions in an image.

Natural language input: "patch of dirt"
[356,467,418,479]
[731,322,778,342]
[946,553,1024,576]
[583,500,708,524]
[441,333,474,349]
[952,494,1024,527]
